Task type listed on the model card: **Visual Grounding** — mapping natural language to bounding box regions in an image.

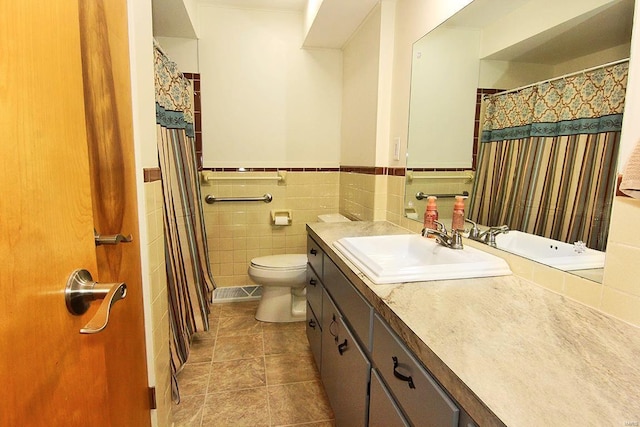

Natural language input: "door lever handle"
[94,229,133,246]
[65,269,127,334]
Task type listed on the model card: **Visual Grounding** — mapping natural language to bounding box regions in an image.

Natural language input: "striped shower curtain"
[470,62,628,251]
[154,42,216,401]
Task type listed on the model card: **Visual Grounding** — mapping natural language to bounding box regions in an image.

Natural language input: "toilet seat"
[250,254,307,271]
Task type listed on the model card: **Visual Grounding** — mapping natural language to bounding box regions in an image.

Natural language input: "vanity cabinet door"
[372,314,459,427]
[321,290,370,427]
[369,368,410,427]
[306,302,322,371]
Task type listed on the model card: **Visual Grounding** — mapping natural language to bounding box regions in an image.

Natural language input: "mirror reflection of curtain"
[154,42,216,402]
[469,61,628,251]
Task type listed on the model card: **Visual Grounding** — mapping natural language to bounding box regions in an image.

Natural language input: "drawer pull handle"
[309,278,317,287]
[392,356,415,389]
[338,339,348,355]
[310,248,318,256]
[308,318,316,329]
[329,315,338,338]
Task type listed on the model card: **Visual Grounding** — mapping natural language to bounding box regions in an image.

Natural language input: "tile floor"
[171,300,335,427]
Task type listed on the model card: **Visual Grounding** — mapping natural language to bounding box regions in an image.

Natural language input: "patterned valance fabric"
[154,41,195,137]
[481,62,628,142]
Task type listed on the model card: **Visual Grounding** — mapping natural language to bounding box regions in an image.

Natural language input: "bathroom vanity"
[305,221,640,427]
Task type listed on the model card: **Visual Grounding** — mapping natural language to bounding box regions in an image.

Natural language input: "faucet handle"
[464,218,479,237]
[434,220,447,235]
[450,229,464,249]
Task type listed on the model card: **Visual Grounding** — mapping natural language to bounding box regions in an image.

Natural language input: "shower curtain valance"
[481,62,628,142]
[154,40,195,137]
[155,104,195,137]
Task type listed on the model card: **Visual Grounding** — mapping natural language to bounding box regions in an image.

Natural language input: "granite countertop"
[306,221,640,427]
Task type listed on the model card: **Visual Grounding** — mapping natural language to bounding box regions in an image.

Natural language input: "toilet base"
[255,286,306,322]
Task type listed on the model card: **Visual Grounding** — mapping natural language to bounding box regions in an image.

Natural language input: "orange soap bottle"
[451,195,465,231]
[423,196,438,234]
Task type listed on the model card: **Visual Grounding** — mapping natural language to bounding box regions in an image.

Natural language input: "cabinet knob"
[309,278,317,287]
[310,248,318,256]
[308,318,316,329]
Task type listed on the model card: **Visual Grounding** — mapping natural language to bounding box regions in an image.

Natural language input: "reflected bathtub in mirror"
[493,231,605,272]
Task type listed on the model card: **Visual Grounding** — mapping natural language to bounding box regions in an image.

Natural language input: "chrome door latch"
[94,229,133,246]
[65,269,127,334]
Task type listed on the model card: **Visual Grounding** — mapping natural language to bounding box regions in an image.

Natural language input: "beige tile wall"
[339,172,388,221]
[386,175,640,328]
[203,171,340,287]
[339,172,375,220]
[144,180,171,426]
[601,197,640,326]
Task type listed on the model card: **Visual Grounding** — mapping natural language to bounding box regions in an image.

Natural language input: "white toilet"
[249,254,308,322]
[248,213,351,322]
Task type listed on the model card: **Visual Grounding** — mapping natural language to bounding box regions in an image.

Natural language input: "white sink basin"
[493,231,605,271]
[333,234,511,284]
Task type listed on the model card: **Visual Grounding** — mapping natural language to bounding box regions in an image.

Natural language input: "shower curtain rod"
[484,57,630,99]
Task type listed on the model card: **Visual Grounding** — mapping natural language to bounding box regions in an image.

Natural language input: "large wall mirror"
[405,0,635,283]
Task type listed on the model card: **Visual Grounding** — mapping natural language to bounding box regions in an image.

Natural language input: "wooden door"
[0,1,151,426]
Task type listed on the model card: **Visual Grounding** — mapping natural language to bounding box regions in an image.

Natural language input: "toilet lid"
[250,254,308,270]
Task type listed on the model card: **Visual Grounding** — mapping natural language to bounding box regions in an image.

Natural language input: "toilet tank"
[317,213,351,223]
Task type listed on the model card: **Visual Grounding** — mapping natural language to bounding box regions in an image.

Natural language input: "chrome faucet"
[465,218,509,247]
[477,225,509,247]
[422,221,464,249]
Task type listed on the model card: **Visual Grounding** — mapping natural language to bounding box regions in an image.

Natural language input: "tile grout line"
[199,311,220,427]
[262,323,275,427]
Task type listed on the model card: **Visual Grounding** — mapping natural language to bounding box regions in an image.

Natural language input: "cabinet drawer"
[372,314,459,427]
[306,302,322,372]
[324,257,372,350]
[369,368,410,427]
[307,236,323,278]
[306,267,323,324]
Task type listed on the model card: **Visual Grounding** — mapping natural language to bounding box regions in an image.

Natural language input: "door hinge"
[148,386,157,410]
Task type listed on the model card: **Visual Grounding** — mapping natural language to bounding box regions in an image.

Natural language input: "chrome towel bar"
[205,193,273,204]
[406,170,474,182]
[202,170,287,183]
[416,191,468,200]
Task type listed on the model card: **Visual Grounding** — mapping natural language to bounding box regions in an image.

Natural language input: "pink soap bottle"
[423,196,438,235]
[451,195,465,231]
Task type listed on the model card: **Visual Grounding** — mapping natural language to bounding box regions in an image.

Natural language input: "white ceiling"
[152,0,197,38]
[197,0,307,11]
[303,0,380,48]
[444,0,634,64]
[152,0,379,48]
[486,0,634,63]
